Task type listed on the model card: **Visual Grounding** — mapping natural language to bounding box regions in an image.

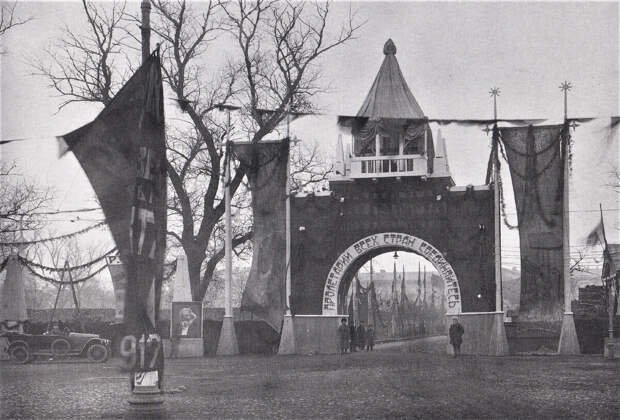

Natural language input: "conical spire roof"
[356,39,426,120]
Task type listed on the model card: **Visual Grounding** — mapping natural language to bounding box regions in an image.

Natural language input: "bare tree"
[32,0,130,108]
[35,0,359,302]
[0,162,53,257]
[0,2,31,39]
[606,169,620,194]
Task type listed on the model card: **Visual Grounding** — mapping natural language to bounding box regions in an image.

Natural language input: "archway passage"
[343,251,448,343]
[322,232,461,316]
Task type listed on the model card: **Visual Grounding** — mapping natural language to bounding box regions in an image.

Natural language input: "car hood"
[68,332,100,340]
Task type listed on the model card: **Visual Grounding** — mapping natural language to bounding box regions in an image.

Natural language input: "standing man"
[357,321,366,351]
[349,321,357,352]
[338,318,350,355]
[449,317,465,357]
[366,325,375,351]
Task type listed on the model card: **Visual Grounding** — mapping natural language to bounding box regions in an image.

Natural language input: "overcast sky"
[1,1,618,279]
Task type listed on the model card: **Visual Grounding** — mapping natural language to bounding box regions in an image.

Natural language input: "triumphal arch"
[238,40,508,356]
[279,40,507,355]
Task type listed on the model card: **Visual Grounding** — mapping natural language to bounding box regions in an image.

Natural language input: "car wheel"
[51,338,71,357]
[10,344,31,364]
[87,343,109,363]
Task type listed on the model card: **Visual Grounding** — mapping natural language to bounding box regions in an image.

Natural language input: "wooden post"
[66,261,84,332]
[48,265,67,331]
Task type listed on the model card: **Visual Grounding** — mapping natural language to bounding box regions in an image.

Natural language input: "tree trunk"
[185,246,206,302]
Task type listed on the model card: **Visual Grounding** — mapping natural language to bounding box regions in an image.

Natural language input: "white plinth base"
[558,312,581,355]
[488,312,510,356]
[604,337,619,359]
[163,338,204,358]
[216,316,239,356]
[278,314,296,355]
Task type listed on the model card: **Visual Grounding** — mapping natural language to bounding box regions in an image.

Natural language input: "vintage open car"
[2,330,111,364]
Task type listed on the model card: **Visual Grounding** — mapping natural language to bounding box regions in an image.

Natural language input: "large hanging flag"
[234,141,289,332]
[59,51,167,334]
[500,124,565,322]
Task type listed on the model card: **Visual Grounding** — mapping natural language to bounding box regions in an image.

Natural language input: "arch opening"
[322,232,461,316]
[342,250,449,340]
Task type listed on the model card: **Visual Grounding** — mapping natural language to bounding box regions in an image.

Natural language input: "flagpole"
[558,80,580,354]
[217,109,239,355]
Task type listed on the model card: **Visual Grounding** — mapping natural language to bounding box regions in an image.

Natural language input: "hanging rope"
[17,248,117,273]
[0,221,107,246]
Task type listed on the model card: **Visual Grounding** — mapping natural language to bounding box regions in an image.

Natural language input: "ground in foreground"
[1,337,618,419]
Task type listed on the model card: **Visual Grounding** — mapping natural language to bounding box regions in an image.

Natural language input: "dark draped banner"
[233,141,290,332]
[500,124,565,322]
[61,52,167,336]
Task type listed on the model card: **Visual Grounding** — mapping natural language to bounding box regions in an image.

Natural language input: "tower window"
[380,135,398,156]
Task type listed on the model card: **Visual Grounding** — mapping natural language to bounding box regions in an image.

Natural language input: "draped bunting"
[500,124,566,322]
[350,117,429,158]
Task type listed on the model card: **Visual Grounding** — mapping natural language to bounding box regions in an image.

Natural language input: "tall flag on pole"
[390,261,400,337]
[586,206,607,249]
[59,50,167,341]
[400,265,409,333]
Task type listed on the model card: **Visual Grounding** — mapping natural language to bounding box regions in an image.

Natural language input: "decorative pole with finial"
[558,80,580,354]
[489,87,502,313]
[560,81,572,121]
[487,87,509,356]
[490,87,500,120]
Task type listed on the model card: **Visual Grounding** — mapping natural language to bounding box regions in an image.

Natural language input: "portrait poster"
[170,302,202,339]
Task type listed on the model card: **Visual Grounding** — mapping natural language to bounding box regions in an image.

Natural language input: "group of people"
[338,316,465,357]
[338,318,375,354]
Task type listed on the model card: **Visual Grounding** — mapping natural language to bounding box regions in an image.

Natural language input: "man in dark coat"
[449,317,465,357]
[366,325,375,351]
[349,321,357,352]
[357,321,366,350]
[338,318,350,355]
